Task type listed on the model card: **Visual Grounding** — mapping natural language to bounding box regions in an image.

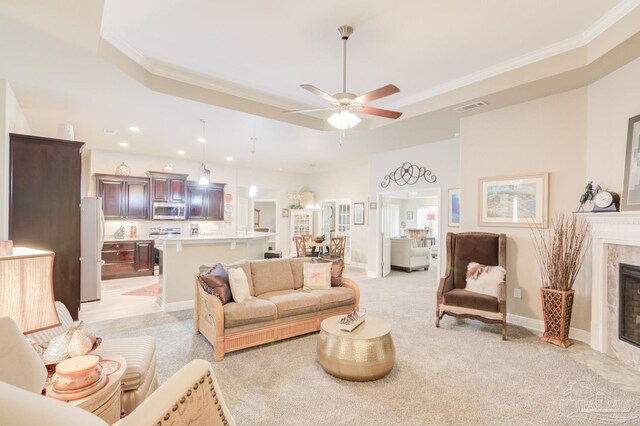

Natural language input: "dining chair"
[322,235,346,261]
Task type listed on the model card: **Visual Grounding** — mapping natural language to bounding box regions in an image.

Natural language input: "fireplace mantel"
[581,212,640,354]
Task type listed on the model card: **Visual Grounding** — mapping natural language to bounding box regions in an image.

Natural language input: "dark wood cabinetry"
[96,175,150,220]
[101,240,154,279]
[187,182,225,220]
[9,133,84,320]
[147,171,188,203]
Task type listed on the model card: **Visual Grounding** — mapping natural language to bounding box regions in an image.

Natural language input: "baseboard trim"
[507,313,591,345]
[162,300,194,312]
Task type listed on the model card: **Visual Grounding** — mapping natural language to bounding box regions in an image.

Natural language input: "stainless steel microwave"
[153,202,186,220]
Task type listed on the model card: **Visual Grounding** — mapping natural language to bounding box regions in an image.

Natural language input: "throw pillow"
[228,267,251,303]
[199,263,232,304]
[312,258,344,286]
[303,262,331,290]
[465,262,506,299]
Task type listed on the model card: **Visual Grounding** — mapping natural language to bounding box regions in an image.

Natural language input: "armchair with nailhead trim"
[0,358,235,425]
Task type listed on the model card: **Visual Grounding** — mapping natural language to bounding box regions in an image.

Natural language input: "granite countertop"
[103,236,154,242]
[159,232,275,243]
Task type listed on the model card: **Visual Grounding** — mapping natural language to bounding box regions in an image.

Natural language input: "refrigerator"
[81,197,105,302]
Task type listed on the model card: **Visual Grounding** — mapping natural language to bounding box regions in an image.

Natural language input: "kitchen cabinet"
[9,133,84,319]
[96,174,150,220]
[187,182,225,220]
[101,240,154,280]
[147,171,188,203]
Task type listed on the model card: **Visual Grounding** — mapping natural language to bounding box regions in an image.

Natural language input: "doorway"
[378,189,440,277]
[252,200,278,250]
[319,199,352,264]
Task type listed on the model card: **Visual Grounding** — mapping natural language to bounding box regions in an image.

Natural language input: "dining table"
[308,240,330,256]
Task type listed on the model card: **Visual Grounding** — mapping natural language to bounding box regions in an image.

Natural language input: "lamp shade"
[0,248,60,334]
[248,185,258,198]
[327,110,361,130]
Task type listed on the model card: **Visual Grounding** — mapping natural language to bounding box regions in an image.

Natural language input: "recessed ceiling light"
[177,150,185,155]
[409,192,418,195]
[119,142,128,147]
[104,128,117,136]
[129,126,140,132]
[226,156,233,161]
[197,137,206,143]
[278,168,283,172]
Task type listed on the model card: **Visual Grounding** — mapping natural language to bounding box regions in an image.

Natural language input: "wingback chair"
[436,232,507,339]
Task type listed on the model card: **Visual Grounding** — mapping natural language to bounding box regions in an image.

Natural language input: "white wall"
[459,88,588,330]
[309,162,370,267]
[369,138,461,276]
[0,80,32,239]
[89,148,304,251]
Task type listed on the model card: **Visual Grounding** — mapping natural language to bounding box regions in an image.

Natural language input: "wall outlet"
[513,288,522,299]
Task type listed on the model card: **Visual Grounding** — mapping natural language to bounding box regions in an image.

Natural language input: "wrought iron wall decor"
[381,162,437,188]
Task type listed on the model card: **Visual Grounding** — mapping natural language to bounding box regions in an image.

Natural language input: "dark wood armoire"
[9,133,84,320]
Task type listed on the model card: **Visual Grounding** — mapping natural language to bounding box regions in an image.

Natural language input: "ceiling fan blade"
[356,106,403,119]
[283,107,336,114]
[353,84,400,105]
[300,85,339,103]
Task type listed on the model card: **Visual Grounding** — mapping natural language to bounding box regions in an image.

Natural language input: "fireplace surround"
[584,212,640,371]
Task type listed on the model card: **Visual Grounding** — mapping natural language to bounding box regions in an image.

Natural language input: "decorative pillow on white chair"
[227,267,251,303]
[303,262,331,290]
[465,262,506,299]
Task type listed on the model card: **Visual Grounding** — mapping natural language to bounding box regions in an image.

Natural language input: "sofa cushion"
[228,267,251,303]
[303,262,331,290]
[290,257,313,289]
[442,288,499,312]
[312,258,344,286]
[258,290,321,318]
[223,298,277,328]
[223,260,255,296]
[199,263,232,304]
[250,259,295,295]
[92,335,156,391]
[308,287,355,310]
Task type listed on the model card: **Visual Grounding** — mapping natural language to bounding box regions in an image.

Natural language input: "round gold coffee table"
[317,315,395,381]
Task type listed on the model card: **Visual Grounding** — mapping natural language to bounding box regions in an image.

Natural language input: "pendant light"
[248,137,258,197]
[198,119,210,185]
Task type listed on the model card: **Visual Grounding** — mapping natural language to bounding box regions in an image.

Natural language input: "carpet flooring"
[89,268,640,425]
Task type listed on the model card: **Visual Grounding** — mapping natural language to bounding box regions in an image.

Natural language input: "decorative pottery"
[224,193,233,203]
[100,360,121,376]
[68,331,93,357]
[163,163,174,172]
[52,362,103,392]
[42,328,74,364]
[224,214,233,224]
[540,287,575,348]
[115,162,131,176]
[47,375,109,401]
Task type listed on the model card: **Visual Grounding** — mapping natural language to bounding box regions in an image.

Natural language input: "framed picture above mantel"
[622,114,640,211]
[478,173,549,227]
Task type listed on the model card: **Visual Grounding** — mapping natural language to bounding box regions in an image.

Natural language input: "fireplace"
[619,263,640,348]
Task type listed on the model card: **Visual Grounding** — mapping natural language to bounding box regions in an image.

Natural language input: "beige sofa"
[194,258,360,361]
[390,237,430,272]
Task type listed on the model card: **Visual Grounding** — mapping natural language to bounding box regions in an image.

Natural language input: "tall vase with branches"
[531,213,590,348]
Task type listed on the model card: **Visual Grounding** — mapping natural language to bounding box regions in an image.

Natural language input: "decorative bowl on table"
[314,236,326,243]
[52,355,103,392]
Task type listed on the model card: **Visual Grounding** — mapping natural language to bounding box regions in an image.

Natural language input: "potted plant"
[531,213,590,348]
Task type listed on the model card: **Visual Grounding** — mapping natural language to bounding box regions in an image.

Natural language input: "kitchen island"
[157,233,273,311]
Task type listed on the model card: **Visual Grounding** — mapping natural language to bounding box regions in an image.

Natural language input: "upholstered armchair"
[436,232,507,339]
[390,238,430,272]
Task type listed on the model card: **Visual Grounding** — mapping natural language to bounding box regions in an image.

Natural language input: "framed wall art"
[448,188,460,227]
[282,208,289,218]
[622,114,640,211]
[406,211,414,220]
[369,202,377,210]
[478,173,548,227]
[353,202,365,225]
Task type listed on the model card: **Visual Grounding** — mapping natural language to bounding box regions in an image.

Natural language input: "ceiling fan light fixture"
[327,110,361,130]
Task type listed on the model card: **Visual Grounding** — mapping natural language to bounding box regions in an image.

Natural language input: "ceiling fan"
[285,25,402,130]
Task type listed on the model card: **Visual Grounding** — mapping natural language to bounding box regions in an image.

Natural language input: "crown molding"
[582,0,640,43]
